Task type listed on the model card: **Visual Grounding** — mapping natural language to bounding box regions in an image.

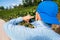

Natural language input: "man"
[3,1,60,40]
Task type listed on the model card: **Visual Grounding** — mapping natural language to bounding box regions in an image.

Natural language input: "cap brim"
[40,13,60,25]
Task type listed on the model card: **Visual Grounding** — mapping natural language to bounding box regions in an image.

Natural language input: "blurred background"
[0,0,60,34]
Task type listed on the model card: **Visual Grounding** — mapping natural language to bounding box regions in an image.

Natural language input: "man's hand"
[23,15,34,23]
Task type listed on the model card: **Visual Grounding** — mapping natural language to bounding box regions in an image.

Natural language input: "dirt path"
[0,19,10,40]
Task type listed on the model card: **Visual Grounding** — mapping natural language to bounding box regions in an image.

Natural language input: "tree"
[0,6,4,10]
[34,0,41,5]
[23,0,34,7]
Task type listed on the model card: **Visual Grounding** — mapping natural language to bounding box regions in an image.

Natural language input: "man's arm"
[8,17,23,25]
[3,15,34,40]
[3,17,27,40]
[8,15,34,25]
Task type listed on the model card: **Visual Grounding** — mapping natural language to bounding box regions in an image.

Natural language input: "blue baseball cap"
[36,1,60,25]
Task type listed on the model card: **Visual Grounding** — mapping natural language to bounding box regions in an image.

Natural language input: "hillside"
[0,6,37,21]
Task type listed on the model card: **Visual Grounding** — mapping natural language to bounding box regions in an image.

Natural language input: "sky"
[0,0,23,8]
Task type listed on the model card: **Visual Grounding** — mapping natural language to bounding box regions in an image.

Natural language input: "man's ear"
[35,12,41,21]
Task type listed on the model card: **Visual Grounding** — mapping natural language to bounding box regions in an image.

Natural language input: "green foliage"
[0,6,4,10]
[34,0,41,5]
[0,6,37,21]
[23,0,41,7]
[54,0,60,11]
[23,0,33,7]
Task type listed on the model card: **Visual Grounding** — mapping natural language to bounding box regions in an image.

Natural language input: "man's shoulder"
[31,21,47,28]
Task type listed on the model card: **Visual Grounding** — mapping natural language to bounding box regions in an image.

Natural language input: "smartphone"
[29,16,35,23]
